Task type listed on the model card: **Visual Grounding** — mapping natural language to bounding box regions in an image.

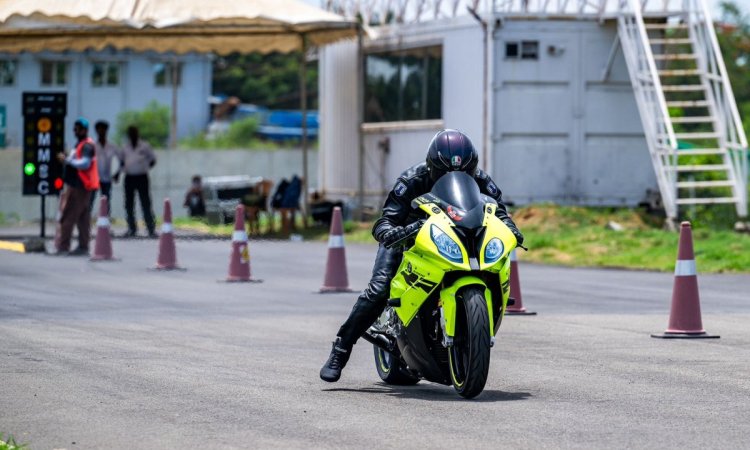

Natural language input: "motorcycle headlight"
[430,225,463,263]
[484,238,504,264]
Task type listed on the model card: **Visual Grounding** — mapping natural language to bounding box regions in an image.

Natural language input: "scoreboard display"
[22,92,67,196]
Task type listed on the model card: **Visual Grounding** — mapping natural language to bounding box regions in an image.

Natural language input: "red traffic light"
[54,178,63,190]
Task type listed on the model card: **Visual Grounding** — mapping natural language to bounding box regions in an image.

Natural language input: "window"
[91,61,120,87]
[153,62,182,87]
[364,45,442,123]
[505,41,539,60]
[0,60,17,86]
[505,42,519,59]
[521,41,539,59]
[40,61,68,86]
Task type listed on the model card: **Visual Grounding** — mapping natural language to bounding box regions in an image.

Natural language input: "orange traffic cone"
[154,198,184,270]
[320,206,353,293]
[505,249,536,316]
[226,205,261,282]
[652,221,718,339]
[90,195,115,261]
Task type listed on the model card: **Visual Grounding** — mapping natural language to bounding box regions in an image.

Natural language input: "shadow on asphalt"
[322,383,531,402]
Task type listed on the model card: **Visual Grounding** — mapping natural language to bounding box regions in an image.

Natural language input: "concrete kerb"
[0,237,45,253]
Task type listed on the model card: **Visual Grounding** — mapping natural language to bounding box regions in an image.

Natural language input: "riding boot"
[320,337,352,382]
[320,245,402,382]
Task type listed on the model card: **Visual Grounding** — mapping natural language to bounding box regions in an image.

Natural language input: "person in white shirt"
[117,125,157,238]
[89,120,120,216]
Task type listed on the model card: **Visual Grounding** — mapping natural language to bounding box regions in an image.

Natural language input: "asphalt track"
[1,239,749,449]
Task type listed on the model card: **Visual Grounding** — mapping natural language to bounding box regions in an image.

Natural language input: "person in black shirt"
[183,175,206,217]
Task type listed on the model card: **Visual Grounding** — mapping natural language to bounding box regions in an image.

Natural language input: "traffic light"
[22,93,66,196]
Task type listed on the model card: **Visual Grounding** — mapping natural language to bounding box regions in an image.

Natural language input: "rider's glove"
[381,220,425,249]
[512,228,525,246]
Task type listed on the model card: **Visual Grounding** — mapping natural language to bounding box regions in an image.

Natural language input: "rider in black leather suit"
[320,129,523,382]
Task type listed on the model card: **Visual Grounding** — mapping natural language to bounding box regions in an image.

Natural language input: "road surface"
[1,239,749,449]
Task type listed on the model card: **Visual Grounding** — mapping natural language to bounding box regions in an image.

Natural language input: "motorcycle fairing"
[390,201,517,331]
[439,276,493,338]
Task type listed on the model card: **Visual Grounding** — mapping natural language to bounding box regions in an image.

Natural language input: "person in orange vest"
[53,118,100,255]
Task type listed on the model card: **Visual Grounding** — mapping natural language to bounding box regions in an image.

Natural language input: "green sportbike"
[363,172,519,399]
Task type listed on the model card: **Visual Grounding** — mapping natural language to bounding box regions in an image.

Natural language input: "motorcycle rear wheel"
[448,287,491,399]
[373,346,420,385]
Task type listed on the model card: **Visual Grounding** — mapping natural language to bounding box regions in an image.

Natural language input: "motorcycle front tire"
[448,286,491,399]
[373,346,419,385]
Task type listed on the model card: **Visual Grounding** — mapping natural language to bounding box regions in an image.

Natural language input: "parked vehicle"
[202,175,262,224]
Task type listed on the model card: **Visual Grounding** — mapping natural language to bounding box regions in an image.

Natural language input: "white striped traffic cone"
[320,207,353,293]
[226,205,261,282]
[155,198,183,270]
[505,249,536,315]
[90,196,114,261]
[652,221,718,339]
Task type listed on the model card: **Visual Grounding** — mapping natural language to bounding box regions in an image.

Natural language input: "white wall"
[0,148,317,222]
[362,122,443,206]
[318,40,361,200]
[319,17,659,209]
[441,25,484,166]
[319,17,484,208]
[492,19,657,205]
[0,51,212,148]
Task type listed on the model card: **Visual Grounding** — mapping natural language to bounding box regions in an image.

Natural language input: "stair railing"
[617,0,679,218]
[684,0,748,216]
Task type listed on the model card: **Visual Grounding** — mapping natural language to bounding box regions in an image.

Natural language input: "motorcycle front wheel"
[448,286,491,399]
[373,346,420,385]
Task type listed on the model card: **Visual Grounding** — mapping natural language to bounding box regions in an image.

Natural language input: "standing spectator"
[54,118,100,255]
[89,120,120,216]
[119,125,157,238]
[183,175,206,217]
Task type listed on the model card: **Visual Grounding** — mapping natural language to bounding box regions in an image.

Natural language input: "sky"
[303,0,750,18]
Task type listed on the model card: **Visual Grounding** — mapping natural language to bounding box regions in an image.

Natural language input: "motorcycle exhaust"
[363,327,396,353]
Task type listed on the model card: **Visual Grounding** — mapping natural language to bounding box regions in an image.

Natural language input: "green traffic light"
[24,162,36,176]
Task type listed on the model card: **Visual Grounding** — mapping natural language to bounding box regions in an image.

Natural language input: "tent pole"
[170,58,178,149]
[299,34,309,225]
[357,22,365,221]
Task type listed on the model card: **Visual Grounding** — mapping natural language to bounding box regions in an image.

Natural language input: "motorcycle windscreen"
[430,172,485,228]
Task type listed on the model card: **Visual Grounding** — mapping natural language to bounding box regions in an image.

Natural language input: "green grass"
[0,434,28,450]
[512,205,750,273]
[172,217,237,236]
[0,212,20,226]
[172,205,750,273]
[172,216,375,243]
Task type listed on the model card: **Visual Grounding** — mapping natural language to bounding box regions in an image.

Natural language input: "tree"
[716,1,750,133]
[212,52,318,109]
[116,101,170,147]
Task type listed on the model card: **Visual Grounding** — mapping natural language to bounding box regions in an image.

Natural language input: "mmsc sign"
[22,92,66,196]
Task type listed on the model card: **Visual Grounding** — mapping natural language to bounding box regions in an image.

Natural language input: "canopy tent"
[0,0,356,54]
[0,0,359,219]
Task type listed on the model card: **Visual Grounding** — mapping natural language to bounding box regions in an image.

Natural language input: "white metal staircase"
[617,0,748,220]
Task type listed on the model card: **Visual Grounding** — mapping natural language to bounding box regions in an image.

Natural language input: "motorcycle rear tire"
[373,346,419,385]
[448,286,491,399]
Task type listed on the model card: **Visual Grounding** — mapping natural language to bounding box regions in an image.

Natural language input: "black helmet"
[425,129,478,181]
